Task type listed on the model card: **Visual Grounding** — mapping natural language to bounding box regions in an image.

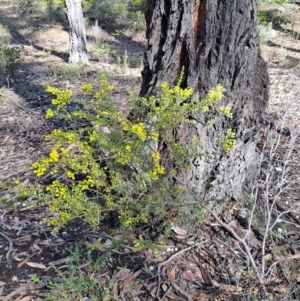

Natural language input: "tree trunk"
[65,0,88,64]
[141,0,269,202]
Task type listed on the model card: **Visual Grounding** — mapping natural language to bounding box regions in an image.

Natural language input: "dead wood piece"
[0,231,13,268]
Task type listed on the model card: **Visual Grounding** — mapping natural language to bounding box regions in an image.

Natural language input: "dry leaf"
[19,297,32,301]
[273,284,288,293]
[37,240,53,246]
[287,253,300,259]
[264,253,272,261]
[17,255,29,268]
[26,262,46,269]
[48,257,69,266]
[181,270,197,282]
[112,267,131,280]
[167,267,176,282]
[212,280,242,292]
[171,226,187,236]
[14,252,29,262]
[145,281,157,291]
[172,235,186,241]
[3,289,24,301]
[120,269,142,289]
[0,283,5,287]
[31,242,42,251]
[164,290,179,300]
[161,283,169,292]
[12,276,18,282]
[112,280,119,295]
[150,286,157,298]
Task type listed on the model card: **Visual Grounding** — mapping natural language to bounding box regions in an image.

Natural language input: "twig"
[201,204,265,291]
[156,242,201,301]
[214,237,242,259]
[161,285,172,301]
[0,231,13,268]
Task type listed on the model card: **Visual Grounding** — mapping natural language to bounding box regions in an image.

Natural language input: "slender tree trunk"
[65,0,88,64]
[141,0,269,202]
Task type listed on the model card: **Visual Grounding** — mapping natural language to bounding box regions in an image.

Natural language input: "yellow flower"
[46,86,60,95]
[49,150,59,163]
[151,132,159,141]
[81,83,93,96]
[60,148,68,155]
[131,123,147,142]
[219,104,233,119]
[45,109,54,119]
[152,152,160,162]
[161,82,169,90]
[32,162,47,177]
[222,128,236,152]
[66,171,75,180]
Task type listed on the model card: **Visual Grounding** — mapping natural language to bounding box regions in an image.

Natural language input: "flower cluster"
[32,149,62,176]
[222,128,237,152]
[45,109,54,119]
[219,104,233,119]
[131,123,147,141]
[46,86,72,107]
[199,84,226,112]
[147,152,164,181]
[81,83,93,96]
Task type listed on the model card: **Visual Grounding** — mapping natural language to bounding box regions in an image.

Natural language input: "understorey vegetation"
[17,71,235,236]
[1,0,300,299]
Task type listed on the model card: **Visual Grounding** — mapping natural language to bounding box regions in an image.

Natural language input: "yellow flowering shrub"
[19,71,235,232]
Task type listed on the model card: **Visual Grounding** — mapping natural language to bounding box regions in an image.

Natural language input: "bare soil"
[0,1,300,300]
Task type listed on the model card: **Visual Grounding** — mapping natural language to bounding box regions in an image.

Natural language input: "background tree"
[141,0,269,203]
[65,0,88,63]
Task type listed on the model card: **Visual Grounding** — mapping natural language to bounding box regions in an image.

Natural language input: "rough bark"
[65,0,88,64]
[141,0,269,202]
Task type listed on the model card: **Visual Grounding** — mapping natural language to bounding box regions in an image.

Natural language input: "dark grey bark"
[141,0,269,202]
[65,0,88,64]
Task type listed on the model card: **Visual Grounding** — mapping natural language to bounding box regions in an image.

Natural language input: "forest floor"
[0,1,300,301]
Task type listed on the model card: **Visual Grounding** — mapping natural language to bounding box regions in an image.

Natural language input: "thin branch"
[156,242,201,301]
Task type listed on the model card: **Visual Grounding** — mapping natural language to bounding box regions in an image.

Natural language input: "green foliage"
[44,247,111,301]
[0,45,22,83]
[257,0,295,43]
[10,0,65,14]
[48,64,88,82]
[258,0,294,28]
[259,0,287,4]
[0,24,11,46]
[257,23,277,43]
[131,0,146,10]
[85,0,131,19]
[116,50,129,74]
[18,72,235,232]
[127,10,146,33]
[92,38,112,62]
[221,129,237,153]
[133,239,160,256]
[258,8,292,26]
[84,0,146,32]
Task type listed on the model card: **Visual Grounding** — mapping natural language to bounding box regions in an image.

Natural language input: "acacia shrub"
[18,73,235,233]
